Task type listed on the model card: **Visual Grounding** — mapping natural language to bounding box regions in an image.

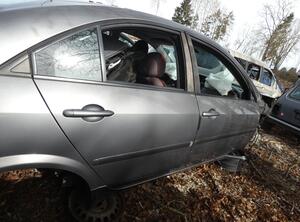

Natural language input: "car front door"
[32,25,199,187]
[187,36,260,163]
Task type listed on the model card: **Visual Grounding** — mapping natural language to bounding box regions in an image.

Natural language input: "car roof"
[229,50,271,71]
[0,1,192,66]
[0,1,224,66]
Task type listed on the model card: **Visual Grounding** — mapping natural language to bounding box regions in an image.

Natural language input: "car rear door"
[187,36,260,163]
[32,25,199,187]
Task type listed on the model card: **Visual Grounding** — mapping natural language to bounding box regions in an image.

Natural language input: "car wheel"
[69,188,124,222]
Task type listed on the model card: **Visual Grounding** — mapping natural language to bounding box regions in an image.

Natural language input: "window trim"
[0,53,31,77]
[98,21,190,93]
[27,20,194,94]
[187,35,252,101]
[33,73,193,95]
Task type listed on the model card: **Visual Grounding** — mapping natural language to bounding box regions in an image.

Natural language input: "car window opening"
[247,63,260,81]
[289,85,300,100]
[102,28,184,89]
[260,68,274,86]
[192,41,245,99]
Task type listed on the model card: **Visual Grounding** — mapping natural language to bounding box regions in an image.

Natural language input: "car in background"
[230,50,283,110]
[0,1,262,221]
[267,80,300,135]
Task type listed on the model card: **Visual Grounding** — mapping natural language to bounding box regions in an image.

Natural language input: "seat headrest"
[131,40,149,55]
[139,52,166,78]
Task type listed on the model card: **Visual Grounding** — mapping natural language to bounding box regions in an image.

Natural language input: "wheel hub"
[69,189,123,222]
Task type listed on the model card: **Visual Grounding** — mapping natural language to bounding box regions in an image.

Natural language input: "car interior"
[193,41,244,99]
[247,63,260,80]
[102,28,182,89]
[101,27,246,99]
[260,68,274,86]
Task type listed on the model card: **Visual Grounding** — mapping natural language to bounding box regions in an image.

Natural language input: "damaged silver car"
[0,1,262,221]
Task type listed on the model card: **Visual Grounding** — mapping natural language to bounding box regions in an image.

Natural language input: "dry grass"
[0,127,299,222]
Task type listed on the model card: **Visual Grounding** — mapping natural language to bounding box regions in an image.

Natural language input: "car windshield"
[289,86,300,100]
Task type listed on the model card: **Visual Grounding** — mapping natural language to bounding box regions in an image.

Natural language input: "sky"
[105,0,300,69]
[2,0,300,69]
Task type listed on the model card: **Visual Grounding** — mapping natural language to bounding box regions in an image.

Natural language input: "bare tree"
[257,0,300,69]
[200,9,234,42]
[272,19,300,68]
[233,27,261,56]
[192,0,219,31]
[191,0,234,42]
[152,0,165,15]
[296,52,300,71]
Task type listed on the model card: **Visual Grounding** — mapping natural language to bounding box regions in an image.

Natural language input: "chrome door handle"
[202,109,220,118]
[63,110,114,117]
[63,104,114,122]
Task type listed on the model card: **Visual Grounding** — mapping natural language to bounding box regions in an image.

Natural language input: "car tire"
[69,188,124,222]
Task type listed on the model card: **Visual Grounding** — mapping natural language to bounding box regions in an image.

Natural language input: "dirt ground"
[0,126,299,222]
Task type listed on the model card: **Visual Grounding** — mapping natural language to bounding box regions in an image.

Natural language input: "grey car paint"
[186,35,260,163]
[0,2,196,67]
[0,2,261,191]
[34,78,199,186]
[0,74,104,190]
[191,96,259,163]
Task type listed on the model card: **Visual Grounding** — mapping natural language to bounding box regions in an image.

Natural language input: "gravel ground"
[0,126,299,222]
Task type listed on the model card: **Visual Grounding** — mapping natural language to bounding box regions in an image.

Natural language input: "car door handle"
[63,104,114,122]
[202,109,220,118]
[63,110,114,117]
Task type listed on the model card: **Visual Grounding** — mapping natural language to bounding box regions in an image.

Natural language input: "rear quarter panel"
[0,74,103,190]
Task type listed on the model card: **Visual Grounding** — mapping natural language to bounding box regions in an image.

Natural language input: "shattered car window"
[35,28,101,81]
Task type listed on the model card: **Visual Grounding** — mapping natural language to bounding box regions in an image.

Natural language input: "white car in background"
[230,50,283,109]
